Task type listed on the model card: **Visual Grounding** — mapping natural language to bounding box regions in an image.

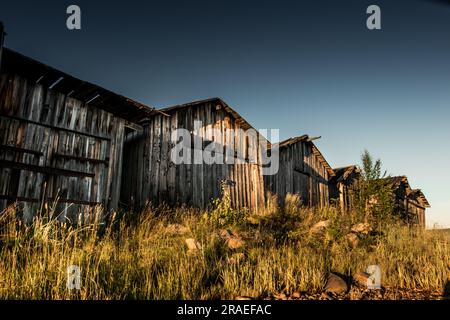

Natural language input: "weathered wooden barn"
[385,176,430,227]
[0,24,433,221]
[264,135,334,207]
[329,165,361,211]
[0,47,154,221]
[120,98,268,212]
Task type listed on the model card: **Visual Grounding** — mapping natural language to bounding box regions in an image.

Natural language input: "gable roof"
[158,97,253,130]
[385,176,410,189]
[330,165,361,184]
[409,189,431,208]
[1,48,155,123]
[274,135,335,177]
[157,97,270,144]
[382,176,431,209]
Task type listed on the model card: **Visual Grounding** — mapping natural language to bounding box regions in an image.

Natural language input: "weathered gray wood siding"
[121,101,266,212]
[407,200,426,228]
[264,140,330,207]
[0,73,125,221]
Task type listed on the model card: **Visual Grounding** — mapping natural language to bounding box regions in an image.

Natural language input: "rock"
[354,271,371,287]
[310,220,330,235]
[325,273,348,294]
[351,223,372,234]
[219,229,233,240]
[227,236,245,249]
[291,291,301,299]
[219,229,245,249]
[185,238,201,251]
[235,296,253,300]
[165,224,189,235]
[346,233,359,248]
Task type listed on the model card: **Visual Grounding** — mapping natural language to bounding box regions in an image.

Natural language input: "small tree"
[356,150,395,223]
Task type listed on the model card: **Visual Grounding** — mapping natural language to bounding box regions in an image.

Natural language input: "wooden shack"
[329,165,361,211]
[264,135,334,207]
[120,98,267,212]
[385,176,430,227]
[0,48,154,221]
[407,189,430,228]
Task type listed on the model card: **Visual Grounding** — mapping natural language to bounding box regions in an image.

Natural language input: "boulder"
[185,238,201,251]
[219,229,245,249]
[351,223,372,234]
[219,229,232,239]
[310,220,331,235]
[346,233,359,248]
[325,273,348,294]
[227,236,245,249]
[353,271,371,287]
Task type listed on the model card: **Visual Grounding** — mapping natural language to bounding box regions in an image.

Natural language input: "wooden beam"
[0,114,111,141]
[0,144,44,156]
[0,195,101,206]
[52,153,109,165]
[124,120,143,133]
[0,160,95,178]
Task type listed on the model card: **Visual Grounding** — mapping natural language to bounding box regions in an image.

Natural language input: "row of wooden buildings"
[0,24,430,226]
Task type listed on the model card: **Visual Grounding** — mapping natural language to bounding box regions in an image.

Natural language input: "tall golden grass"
[0,194,448,300]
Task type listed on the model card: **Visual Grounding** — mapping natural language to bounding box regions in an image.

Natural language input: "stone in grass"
[310,220,331,235]
[351,223,372,235]
[353,271,371,287]
[346,233,359,248]
[185,238,201,251]
[325,273,348,294]
[219,229,245,249]
[235,296,253,300]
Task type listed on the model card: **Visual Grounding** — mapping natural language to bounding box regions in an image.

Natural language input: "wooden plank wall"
[0,73,125,221]
[406,200,426,228]
[121,101,266,212]
[329,174,360,211]
[264,140,330,207]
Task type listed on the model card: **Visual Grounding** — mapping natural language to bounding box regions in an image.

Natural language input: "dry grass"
[0,195,448,300]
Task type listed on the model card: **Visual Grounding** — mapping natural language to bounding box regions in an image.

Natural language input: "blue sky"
[1,0,449,227]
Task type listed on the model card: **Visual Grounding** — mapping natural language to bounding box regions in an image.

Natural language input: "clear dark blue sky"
[1,0,449,227]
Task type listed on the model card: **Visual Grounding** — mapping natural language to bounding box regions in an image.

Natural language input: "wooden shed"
[0,48,154,221]
[264,135,335,207]
[329,165,361,211]
[407,189,430,228]
[120,98,267,212]
[385,176,430,227]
